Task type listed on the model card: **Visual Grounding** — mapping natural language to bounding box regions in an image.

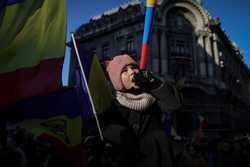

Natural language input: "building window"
[176,40,185,54]
[200,62,206,77]
[169,38,192,58]
[167,9,195,33]
[208,63,214,78]
[168,36,193,78]
[102,43,110,59]
[176,15,183,29]
[127,36,134,53]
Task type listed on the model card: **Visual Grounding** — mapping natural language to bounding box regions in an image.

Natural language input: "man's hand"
[132,70,163,91]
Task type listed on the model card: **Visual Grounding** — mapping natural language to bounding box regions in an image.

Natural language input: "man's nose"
[128,68,135,74]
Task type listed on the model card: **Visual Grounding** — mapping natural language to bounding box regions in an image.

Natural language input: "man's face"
[121,64,139,90]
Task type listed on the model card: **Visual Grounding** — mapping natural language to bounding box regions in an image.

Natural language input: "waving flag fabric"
[5,88,87,166]
[0,0,67,108]
[72,41,113,118]
[7,88,83,144]
[140,0,157,69]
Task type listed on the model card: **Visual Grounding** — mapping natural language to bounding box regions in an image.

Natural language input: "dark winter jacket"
[90,99,173,167]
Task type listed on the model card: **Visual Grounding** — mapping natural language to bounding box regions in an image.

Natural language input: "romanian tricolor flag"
[6,88,87,166]
[0,0,67,108]
[140,0,157,69]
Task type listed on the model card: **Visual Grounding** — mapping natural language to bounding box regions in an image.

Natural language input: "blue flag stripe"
[142,7,154,44]
[4,88,82,122]
[76,69,93,118]
[74,41,94,80]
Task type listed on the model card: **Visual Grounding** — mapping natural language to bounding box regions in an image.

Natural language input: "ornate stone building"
[74,0,250,137]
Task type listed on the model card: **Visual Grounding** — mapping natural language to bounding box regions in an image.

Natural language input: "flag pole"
[71,33,104,141]
[139,0,157,69]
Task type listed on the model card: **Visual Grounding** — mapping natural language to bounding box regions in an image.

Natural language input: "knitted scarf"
[116,91,156,111]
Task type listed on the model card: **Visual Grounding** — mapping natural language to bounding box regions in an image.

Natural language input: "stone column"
[197,35,206,77]
[152,30,159,74]
[192,34,198,76]
[212,33,219,65]
[136,31,143,61]
[212,33,220,80]
[157,29,162,75]
[205,35,212,58]
[160,30,168,75]
[205,35,214,78]
[197,35,205,57]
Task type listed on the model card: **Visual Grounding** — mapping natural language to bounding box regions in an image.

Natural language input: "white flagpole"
[71,33,104,141]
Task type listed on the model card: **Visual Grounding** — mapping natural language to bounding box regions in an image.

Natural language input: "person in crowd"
[85,54,173,167]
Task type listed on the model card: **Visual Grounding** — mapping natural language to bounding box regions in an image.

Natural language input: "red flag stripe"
[0,58,64,109]
[140,44,149,69]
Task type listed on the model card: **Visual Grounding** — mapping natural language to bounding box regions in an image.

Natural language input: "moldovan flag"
[0,0,67,108]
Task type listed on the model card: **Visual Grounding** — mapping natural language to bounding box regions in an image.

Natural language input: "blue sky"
[62,0,250,85]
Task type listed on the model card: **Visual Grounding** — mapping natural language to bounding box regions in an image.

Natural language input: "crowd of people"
[0,126,62,167]
[1,126,250,167]
[0,126,86,167]
[173,135,250,167]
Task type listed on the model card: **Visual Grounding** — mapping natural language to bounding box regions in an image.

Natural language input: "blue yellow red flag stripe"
[146,0,157,7]
[0,0,67,108]
[140,0,157,69]
[142,7,154,44]
[5,88,84,144]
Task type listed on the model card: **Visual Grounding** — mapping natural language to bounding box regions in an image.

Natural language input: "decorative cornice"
[90,0,142,21]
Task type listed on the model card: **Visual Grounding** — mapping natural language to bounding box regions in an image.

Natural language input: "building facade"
[74,0,250,137]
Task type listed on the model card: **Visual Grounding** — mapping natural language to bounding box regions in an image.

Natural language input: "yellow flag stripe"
[18,115,82,145]
[147,0,157,7]
[0,0,66,74]
[88,56,113,114]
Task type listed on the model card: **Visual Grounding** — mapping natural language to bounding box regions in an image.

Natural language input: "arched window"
[166,7,196,79]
